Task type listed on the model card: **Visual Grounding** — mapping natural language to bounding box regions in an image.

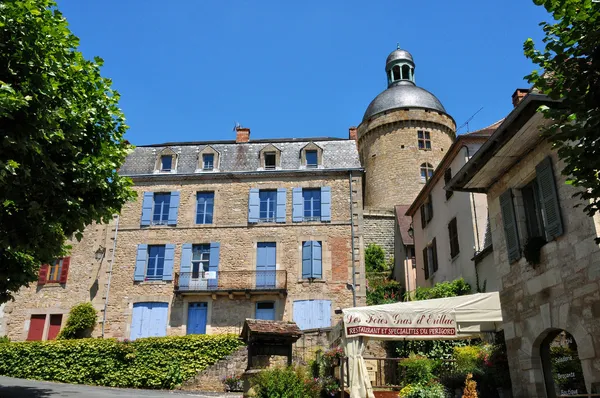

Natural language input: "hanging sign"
[343,310,457,339]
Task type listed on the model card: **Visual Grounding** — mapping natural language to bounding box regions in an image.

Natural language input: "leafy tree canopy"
[0,0,135,303]
[524,0,600,234]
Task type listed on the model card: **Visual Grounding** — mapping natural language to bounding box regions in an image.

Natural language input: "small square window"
[202,154,214,171]
[264,152,276,170]
[306,150,318,168]
[418,131,431,150]
[160,155,172,171]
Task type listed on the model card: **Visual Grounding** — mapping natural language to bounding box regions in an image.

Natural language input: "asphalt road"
[0,377,241,398]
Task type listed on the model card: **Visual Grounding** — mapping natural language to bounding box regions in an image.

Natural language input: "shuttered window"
[423,239,438,279]
[196,192,214,224]
[448,218,460,258]
[40,257,70,284]
[535,156,563,241]
[444,168,453,200]
[422,247,429,280]
[302,241,323,279]
[500,189,521,263]
[259,190,277,222]
[134,244,175,281]
[303,189,321,221]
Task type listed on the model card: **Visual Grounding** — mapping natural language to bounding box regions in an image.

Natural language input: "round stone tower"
[358,48,456,210]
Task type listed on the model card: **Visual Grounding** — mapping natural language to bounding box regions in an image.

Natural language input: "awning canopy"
[342,292,503,340]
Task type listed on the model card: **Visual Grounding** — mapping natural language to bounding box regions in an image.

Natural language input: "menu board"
[549,331,587,396]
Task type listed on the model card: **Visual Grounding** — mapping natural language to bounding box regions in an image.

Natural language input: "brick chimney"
[236,126,250,143]
[512,88,529,108]
[348,126,358,141]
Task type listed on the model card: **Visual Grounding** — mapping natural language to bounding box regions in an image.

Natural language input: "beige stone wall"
[363,211,395,260]
[357,108,455,210]
[487,142,600,396]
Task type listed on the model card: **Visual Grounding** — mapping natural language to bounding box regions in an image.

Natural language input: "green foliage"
[399,381,448,398]
[453,346,484,376]
[0,334,243,389]
[0,336,9,343]
[57,303,97,339]
[365,244,387,272]
[400,354,438,384]
[412,278,471,301]
[251,367,320,398]
[524,0,600,240]
[0,0,136,303]
[367,278,404,305]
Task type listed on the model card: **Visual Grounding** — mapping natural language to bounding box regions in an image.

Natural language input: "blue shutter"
[167,192,180,225]
[536,157,563,241]
[162,244,175,281]
[312,241,322,279]
[320,186,331,222]
[149,302,168,337]
[248,189,260,223]
[130,303,145,340]
[314,300,331,328]
[256,303,276,321]
[208,242,220,288]
[141,192,154,226]
[302,242,312,279]
[276,188,287,223]
[179,243,192,290]
[293,300,311,330]
[292,188,303,222]
[134,244,148,281]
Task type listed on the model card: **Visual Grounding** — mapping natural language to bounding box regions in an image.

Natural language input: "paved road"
[0,376,242,398]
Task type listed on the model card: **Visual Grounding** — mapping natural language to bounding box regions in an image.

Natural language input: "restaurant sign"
[344,310,457,339]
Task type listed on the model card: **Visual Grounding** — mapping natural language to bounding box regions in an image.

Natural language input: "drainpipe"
[349,171,357,307]
[101,215,120,338]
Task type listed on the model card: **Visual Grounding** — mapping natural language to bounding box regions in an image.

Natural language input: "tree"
[365,243,387,273]
[524,0,600,240]
[0,1,135,303]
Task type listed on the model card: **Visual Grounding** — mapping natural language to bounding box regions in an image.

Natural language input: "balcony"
[174,270,287,295]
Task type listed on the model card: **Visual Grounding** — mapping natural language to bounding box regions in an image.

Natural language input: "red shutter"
[59,257,70,284]
[47,314,63,340]
[27,315,46,341]
[38,264,49,285]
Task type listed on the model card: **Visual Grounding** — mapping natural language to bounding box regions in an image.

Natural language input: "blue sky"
[56,1,550,145]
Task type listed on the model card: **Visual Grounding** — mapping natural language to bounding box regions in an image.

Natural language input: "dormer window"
[160,155,172,172]
[202,154,214,171]
[264,152,276,170]
[306,150,318,168]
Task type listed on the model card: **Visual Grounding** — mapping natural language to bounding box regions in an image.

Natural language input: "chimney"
[236,126,250,143]
[348,126,358,141]
[512,88,529,108]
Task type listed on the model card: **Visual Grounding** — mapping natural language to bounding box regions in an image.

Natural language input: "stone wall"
[363,211,395,261]
[487,142,600,397]
[181,346,248,392]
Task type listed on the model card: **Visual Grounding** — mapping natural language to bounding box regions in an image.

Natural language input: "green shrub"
[399,381,448,398]
[0,334,243,389]
[251,366,320,398]
[57,302,98,339]
[400,354,439,385]
[0,336,9,344]
[365,244,387,272]
[453,345,484,375]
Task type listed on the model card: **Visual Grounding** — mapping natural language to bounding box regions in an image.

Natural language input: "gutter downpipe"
[101,215,120,338]
[349,171,357,307]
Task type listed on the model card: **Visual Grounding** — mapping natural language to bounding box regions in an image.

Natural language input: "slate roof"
[240,319,302,343]
[395,205,413,245]
[119,138,362,176]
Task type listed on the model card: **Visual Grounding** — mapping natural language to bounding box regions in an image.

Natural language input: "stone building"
[2,128,366,340]
[449,92,600,396]
[357,47,456,292]
[404,122,500,294]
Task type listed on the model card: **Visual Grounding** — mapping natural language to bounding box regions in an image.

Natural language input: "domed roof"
[363,82,446,121]
[386,49,414,66]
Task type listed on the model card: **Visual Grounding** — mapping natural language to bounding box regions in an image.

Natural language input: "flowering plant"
[223,375,243,392]
[323,346,344,361]
[318,376,340,396]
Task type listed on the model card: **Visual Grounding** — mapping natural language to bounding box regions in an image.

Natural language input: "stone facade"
[3,137,366,342]
[363,211,395,260]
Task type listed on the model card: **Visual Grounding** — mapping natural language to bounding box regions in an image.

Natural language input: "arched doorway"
[540,330,587,397]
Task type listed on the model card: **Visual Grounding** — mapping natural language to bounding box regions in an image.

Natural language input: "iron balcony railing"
[174,270,287,292]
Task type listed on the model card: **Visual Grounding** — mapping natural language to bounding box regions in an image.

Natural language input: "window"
[303,188,321,221]
[418,131,431,150]
[448,218,460,258]
[146,245,166,280]
[48,258,64,282]
[392,65,400,81]
[256,302,276,321]
[202,154,214,171]
[522,180,545,239]
[196,192,214,224]
[422,238,438,280]
[264,152,276,170]
[306,150,318,168]
[444,168,453,200]
[160,155,172,172]
[302,241,322,279]
[191,244,210,279]
[420,163,434,182]
[153,193,171,225]
[26,314,63,341]
[409,246,416,269]
[402,64,410,80]
[259,190,277,222]
[420,195,433,228]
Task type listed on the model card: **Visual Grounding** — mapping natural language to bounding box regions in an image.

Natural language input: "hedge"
[0,334,243,389]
